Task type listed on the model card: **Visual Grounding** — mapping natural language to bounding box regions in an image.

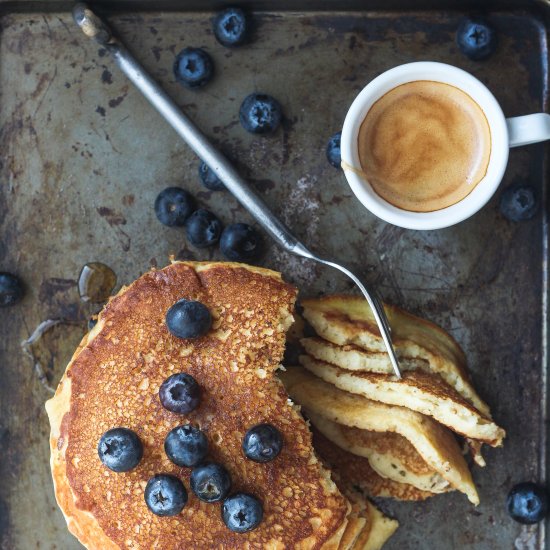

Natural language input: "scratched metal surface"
[0,4,548,549]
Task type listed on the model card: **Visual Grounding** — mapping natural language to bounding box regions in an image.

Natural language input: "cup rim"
[340,61,509,231]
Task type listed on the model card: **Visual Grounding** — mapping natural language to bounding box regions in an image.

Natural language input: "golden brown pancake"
[300,355,504,447]
[307,412,450,494]
[301,295,490,418]
[46,262,350,549]
[312,428,433,502]
[280,367,478,504]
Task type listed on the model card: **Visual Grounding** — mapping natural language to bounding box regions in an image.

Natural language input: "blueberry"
[144,474,188,516]
[198,161,225,191]
[159,373,201,414]
[220,223,263,262]
[222,493,263,533]
[326,132,342,168]
[190,463,231,503]
[0,272,24,307]
[507,482,548,524]
[456,17,497,61]
[242,423,283,463]
[213,8,249,47]
[88,317,98,330]
[174,47,213,89]
[98,428,143,472]
[185,209,223,248]
[500,185,538,222]
[166,299,212,339]
[154,187,195,227]
[164,424,208,467]
[239,93,282,135]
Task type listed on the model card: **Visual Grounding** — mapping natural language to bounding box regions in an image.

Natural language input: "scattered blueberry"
[0,272,24,307]
[213,8,249,47]
[499,184,538,222]
[507,482,548,524]
[239,93,282,135]
[154,187,195,227]
[198,161,226,191]
[242,423,283,463]
[174,47,214,89]
[326,132,342,168]
[220,223,263,262]
[222,493,263,533]
[190,463,232,502]
[98,428,143,472]
[165,425,208,467]
[456,17,497,61]
[88,317,98,330]
[166,299,212,339]
[159,373,201,414]
[144,474,188,516]
[185,209,223,248]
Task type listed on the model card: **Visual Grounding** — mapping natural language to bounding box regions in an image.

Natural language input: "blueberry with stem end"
[98,428,143,472]
[154,187,195,227]
[165,299,212,339]
[144,474,188,516]
[239,94,282,135]
[222,493,263,533]
[185,209,223,248]
[190,463,231,503]
[220,223,263,262]
[212,8,249,47]
[174,47,214,89]
[159,373,201,414]
[456,17,497,61]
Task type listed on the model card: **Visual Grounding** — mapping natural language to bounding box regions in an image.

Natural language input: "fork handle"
[73,4,307,255]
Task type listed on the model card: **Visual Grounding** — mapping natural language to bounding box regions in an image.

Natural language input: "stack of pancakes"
[280,295,505,506]
[46,262,397,549]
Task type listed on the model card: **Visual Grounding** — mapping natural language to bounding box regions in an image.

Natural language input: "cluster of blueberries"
[97,296,282,532]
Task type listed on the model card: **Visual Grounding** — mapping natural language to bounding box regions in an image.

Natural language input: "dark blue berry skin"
[154,187,195,227]
[98,428,143,472]
[159,373,201,414]
[164,425,208,467]
[239,94,282,135]
[242,424,283,463]
[456,17,497,61]
[198,161,225,191]
[213,8,249,47]
[88,317,98,330]
[220,223,263,262]
[190,463,232,502]
[507,483,548,524]
[222,493,263,533]
[166,299,212,339]
[326,132,342,168]
[185,209,223,248]
[174,47,214,89]
[144,474,188,516]
[0,272,24,307]
[500,185,538,222]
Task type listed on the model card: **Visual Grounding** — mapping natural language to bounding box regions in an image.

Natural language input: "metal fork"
[72,4,402,378]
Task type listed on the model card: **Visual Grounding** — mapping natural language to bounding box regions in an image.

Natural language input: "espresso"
[358,81,491,212]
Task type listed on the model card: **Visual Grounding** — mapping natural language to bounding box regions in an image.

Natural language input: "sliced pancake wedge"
[313,427,434,501]
[301,295,490,417]
[358,501,399,550]
[46,262,350,549]
[302,336,489,418]
[307,411,450,494]
[280,367,479,504]
[300,355,505,447]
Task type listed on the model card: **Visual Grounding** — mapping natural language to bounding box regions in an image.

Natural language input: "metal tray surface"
[0,3,548,549]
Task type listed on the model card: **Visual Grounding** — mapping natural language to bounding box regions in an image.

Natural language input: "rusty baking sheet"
[0,2,548,549]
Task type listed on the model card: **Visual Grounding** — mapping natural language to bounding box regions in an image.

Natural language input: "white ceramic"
[340,61,550,230]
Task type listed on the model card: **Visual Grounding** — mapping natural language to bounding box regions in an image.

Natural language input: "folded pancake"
[301,295,490,418]
[280,367,479,504]
[307,412,450,494]
[46,262,350,549]
[300,355,505,447]
[301,336,489,417]
[312,427,433,501]
[339,507,367,550]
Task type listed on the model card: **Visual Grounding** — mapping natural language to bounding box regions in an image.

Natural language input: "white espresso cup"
[340,62,550,230]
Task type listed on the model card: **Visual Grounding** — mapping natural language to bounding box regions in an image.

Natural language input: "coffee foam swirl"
[358,81,491,212]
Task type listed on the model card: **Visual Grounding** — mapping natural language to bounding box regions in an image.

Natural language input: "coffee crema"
[357,80,491,212]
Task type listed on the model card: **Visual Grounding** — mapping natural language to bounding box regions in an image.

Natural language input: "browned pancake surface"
[49,262,348,549]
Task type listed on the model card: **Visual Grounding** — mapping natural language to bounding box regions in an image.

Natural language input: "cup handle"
[506,113,550,148]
